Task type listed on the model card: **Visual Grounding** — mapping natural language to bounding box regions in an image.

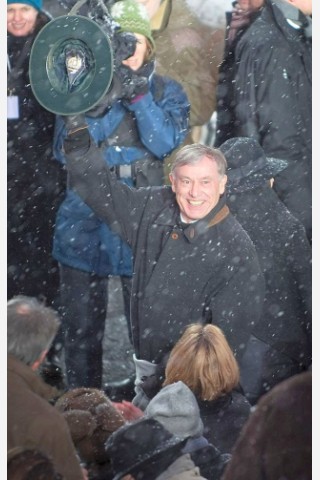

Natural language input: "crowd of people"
[7,0,312,479]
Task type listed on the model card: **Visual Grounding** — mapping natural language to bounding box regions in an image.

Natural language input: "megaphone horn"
[29,14,113,115]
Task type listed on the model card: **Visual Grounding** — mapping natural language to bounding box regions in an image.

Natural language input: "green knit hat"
[111,0,155,52]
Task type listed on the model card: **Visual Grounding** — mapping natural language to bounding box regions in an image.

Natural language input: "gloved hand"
[86,73,123,118]
[118,65,149,102]
[62,113,90,155]
[112,400,144,421]
[112,30,137,68]
[61,113,88,135]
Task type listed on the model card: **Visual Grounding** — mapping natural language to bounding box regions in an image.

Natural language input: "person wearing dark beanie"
[7,0,67,390]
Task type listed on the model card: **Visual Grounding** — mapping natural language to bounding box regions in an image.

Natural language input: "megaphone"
[29,14,113,115]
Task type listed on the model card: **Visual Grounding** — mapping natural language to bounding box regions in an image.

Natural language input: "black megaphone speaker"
[29,14,113,115]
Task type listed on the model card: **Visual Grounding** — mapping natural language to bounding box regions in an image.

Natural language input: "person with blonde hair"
[163,324,252,454]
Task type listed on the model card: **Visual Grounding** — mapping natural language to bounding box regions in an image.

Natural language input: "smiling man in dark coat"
[61,121,265,397]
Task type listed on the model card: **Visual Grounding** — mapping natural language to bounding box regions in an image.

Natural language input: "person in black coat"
[221,137,312,404]
[60,123,265,399]
[230,0,312,242]
[214,0,264,147]
[7,0,66,308]
[7,0,67,387]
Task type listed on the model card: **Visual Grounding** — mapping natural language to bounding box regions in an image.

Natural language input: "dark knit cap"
[105,417,188,480]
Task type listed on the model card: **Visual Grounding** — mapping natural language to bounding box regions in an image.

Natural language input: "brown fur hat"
[55,387,125,464]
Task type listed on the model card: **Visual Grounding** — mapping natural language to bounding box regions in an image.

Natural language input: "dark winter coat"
[53,71,189,277]
[7,12,54,154]
[228,185,312,371]
[63,132,265,364]
[221,372,312,480]
[197,390,252,455]
[7,11,66,303]
[7,355,84,480]
[232,0,312,240]
[214,7,262,147]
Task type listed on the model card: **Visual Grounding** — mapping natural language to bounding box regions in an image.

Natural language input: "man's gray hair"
[7,296,61,366]
[170,143,227,177]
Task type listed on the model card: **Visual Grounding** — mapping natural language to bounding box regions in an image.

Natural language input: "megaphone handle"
[69,0,111,17]
[69,0,88,15]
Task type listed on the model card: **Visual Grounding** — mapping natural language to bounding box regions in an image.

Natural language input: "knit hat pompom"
[111,0,155,52]
[63,410,97,442]
[7,0,42,11]
[55,387,125,464]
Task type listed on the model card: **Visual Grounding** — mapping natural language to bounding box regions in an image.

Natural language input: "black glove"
[71,0,116,37]
[139,351,169,401]
[118,65,149,102]
[112,30,137,68]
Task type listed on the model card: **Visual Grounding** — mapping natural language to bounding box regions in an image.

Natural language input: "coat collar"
[267,0,311,40]
[154,194,230,243]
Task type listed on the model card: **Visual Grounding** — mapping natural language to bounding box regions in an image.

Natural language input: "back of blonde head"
[163,324,240,401]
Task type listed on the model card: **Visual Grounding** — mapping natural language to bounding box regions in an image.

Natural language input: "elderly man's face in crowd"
[169,156,227,223]
[237,0,264,10]
[7,3,38,37]
[290,0,312,15]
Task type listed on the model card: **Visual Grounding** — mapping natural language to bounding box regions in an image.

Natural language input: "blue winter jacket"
[52,73,190,276]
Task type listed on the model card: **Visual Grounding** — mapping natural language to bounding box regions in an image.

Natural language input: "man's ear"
[220,174,227,195]
[31,349,48,371]
[169,173,176,192]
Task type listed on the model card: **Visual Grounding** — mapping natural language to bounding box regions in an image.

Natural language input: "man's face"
[290,0,312,16]
[169,156,227,223]
[7,3,38,37]
[237,0,264,10]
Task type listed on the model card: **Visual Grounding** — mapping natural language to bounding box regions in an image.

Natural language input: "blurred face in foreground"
[169,156,227,223]
[7,3,38,36]
[122,33,149,71]
[237,0,264,10]
[290,0,312,16]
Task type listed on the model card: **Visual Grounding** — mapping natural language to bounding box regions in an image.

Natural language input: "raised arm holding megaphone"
[29,0,137,115]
